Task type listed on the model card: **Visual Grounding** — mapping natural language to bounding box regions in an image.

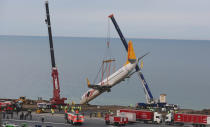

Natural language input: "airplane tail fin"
[126,40,136,64]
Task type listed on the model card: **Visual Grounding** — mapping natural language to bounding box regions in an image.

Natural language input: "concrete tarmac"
[2,112,182,127]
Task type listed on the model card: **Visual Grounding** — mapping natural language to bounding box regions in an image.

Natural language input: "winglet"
[138,52,150,69]
[140,60,143,69]
[126,40,136,64]
[86,78,91,87]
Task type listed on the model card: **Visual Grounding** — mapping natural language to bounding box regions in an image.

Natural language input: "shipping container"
[166,113,210,126]
[175,113,210,125]
[117,109,162,124]
[117,111,136,122]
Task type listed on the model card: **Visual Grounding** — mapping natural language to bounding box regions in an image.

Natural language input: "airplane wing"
[86,78,111,92]
[126,71,137,78]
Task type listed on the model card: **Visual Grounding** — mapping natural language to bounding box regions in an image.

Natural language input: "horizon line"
[0,34,209,41]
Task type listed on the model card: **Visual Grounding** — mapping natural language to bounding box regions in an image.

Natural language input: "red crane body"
[51,68,67,105]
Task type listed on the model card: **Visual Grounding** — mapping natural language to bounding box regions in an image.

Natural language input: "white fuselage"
[80,62,137,104]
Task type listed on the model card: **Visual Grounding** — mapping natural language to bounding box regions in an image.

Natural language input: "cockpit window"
[87,91,90,97]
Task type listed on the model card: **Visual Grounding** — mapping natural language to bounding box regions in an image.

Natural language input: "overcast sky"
[0,0,210,40]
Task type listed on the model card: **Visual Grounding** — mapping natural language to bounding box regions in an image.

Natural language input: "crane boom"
[108,14,154,103]
[45,1,66,105]
[45,1,56,68]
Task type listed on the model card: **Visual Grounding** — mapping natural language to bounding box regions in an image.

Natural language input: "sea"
[0,35,210,110]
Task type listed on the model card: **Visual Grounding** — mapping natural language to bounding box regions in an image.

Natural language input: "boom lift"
[45,1,66,105]
[108,14,154,104]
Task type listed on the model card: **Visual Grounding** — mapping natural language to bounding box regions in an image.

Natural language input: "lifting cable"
[93,18,116,85]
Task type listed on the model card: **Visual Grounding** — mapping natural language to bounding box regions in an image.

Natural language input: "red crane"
[45,1,66,105]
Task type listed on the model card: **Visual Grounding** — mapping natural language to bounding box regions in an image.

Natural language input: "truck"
[66,112,84,125]
[117,109,162,124]
[165,113,210,126]
[117,111,136,123]
[37,102,51,109]
[105,114,128,126]
[0,101,13,108]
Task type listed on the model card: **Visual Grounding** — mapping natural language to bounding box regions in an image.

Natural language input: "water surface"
[0,35,209,109]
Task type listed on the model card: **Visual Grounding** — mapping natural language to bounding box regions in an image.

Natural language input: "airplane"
[80,41,149,104]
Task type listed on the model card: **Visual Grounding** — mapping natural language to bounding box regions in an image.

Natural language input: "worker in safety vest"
[51,108,55,115]
[76,106,80,112]
[64,106,68,113]
[68,106,71,112]
[75,109,79,114]
[71,106,74,113]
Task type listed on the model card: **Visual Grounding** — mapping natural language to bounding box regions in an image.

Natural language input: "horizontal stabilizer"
[86,78,111,92]
[138,52,150,62]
